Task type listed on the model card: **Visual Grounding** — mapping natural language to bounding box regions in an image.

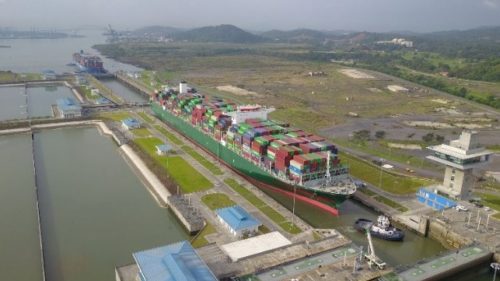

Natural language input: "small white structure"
[387,85,409,93]
[225,105,275,124]
[427,131,493,199]
[155,144,172,155]
[56,98,82,119]
[121,118,141,130]
[179,81,188,94]
[216,205,261,238]
[90,88,100,96]
[220,231,292,262]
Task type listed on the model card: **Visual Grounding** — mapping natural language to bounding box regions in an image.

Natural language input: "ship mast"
[326,151,331,179]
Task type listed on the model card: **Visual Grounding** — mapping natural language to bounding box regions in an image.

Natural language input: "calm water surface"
[100,79,147,103]
[0,134,43,281]
[34,127,187,281]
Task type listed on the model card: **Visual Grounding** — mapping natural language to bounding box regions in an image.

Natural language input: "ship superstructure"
[72,50,106,74]
[151,82,356,212]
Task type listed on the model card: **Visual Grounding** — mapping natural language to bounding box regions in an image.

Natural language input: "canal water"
[100,79,148,103]
[34,127,187,281]
[0,85,77,121]
[0,133,43,281]
[0,86,26,120]
[0,30,140,74]
[265,191,445,266]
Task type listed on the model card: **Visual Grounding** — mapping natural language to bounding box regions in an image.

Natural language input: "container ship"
[72,50,107,74]
[151,82,356,214]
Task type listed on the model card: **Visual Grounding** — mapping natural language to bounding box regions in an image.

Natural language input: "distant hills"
[129,24,500,45]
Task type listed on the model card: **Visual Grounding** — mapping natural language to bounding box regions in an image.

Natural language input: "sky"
[0,0,500,32]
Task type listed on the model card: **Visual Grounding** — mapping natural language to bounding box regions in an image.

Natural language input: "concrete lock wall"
[428,220,472,249]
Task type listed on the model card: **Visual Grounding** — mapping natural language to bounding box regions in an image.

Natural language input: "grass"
[201,193,236,210]
[131,128,151,138]
[98,111,132,121]
[155,125,184,145]
[358,188,376,196]
[182,145,223,175]
[340,152,431,195]
[224,178,302,234]
[477,193,500,213]
[373,195,409,212]
[134,137,212,193]
[138,112,154,124]
[191,223,216,248]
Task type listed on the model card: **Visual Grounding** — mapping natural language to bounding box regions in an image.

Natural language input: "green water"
[33,127,187,281]
[264,191,446,267]
[100,79,147,103]
[27,85,75,118]
[0,85,77,121]
[0,134,43,281]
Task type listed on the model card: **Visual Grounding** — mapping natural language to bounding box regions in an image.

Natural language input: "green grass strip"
[373,195,409,212]
[191,223,216,248]
[134,137,212,193]
[201,193,236,210]
[224,178,301,234]
[138,112,154,124]
[154,125,183,145]
[182,146,223,175]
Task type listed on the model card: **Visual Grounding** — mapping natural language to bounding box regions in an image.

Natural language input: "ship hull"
[151,103,350,210]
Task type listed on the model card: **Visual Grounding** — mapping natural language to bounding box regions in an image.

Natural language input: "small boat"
[354,215,405,241]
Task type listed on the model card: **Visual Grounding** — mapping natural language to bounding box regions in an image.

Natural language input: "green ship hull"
[151,103,349,209]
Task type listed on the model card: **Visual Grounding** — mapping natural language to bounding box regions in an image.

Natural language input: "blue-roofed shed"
[216,205,261,238]
[122,118,141,130]
[156,144,172,155]
[133,241,217,281]
[56,97,82,118]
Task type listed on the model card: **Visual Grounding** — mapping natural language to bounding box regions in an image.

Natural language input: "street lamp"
[492,263,500,281]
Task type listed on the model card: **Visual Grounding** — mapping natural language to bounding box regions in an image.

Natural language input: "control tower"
[427,131,492,200]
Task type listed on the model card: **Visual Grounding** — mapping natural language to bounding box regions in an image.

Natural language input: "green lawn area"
[138,112,154,124]
[340,152,432,195]
[98,111,132,121]
[224,178,301,234]
[477,193,500,215]
[182,145,223,175]
[134,137,213,193]
[201,193,236,210]
[191,223,216,248]
[155,125,184,145]
[131,128,151,138]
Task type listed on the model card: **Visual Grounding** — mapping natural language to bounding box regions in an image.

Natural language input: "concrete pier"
[391,246,492,281]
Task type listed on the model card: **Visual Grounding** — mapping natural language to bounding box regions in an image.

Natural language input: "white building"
[179,81,189,94]
[427,131,493,199]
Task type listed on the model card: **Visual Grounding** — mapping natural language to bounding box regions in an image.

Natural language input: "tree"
[422,133,435,143]
[353,130,371,142]
[375,130,386,139]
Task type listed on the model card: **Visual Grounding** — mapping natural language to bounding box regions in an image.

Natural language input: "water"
[0,85,77,121]
[27,85,76,117]
[34,127,187,281]
[264,191,445,266]
[0,30,141,74]
[100,79,147,103]
[0,86,26,120]
[0,133,44,281]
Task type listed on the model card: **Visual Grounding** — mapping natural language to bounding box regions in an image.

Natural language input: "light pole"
[491,263,500,281]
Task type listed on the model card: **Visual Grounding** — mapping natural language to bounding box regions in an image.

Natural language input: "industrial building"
[132,241,217,281]
[427,131,492,199]
[56,97,82,118]
[121,118,141,130]
[216,205,261,238]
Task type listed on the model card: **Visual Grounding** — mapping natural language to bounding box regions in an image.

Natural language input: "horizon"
[1,0,500,33]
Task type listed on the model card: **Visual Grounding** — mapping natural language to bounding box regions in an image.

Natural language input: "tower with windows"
[427,131,492,199]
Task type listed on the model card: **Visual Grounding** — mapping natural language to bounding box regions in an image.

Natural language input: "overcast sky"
[1,0,500,32]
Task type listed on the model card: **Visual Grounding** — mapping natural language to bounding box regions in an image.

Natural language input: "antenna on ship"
[326,151,331,180]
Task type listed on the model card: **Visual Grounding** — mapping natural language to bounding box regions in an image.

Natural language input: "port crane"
[364,229,386,270]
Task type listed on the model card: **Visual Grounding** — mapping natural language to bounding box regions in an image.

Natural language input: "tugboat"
[354,216,405,241]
